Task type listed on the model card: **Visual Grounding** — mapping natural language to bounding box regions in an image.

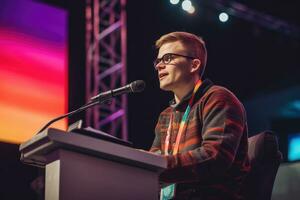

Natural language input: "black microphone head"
[130,80,145,92]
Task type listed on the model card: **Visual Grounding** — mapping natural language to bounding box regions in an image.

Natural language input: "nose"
[155,62,165,71]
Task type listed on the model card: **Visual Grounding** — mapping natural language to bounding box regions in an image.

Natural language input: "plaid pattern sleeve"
[150,81,250,197]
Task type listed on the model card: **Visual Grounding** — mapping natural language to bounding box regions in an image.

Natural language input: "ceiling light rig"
[213,0,300,39]
[168,0,300,40]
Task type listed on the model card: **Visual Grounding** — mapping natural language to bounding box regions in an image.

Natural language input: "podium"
[19,128,167,200]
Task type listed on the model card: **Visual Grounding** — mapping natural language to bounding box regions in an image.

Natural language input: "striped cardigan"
[150,79,250,199]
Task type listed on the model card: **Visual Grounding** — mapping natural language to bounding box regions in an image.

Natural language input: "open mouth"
[159,73,168,80]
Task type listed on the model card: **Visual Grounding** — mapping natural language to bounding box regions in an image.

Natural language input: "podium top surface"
[20,128,167,172]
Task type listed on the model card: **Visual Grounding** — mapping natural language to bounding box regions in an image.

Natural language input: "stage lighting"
[187,6,195,14]
[181,0,192,11]
[272,117,300,163]
[288,133,300,161]
[219,12,229,22]
[170,0,180,5]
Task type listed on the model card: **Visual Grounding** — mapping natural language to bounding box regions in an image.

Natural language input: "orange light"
[0,28,68,144]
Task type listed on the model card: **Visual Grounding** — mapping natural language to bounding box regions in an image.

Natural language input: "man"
[150,32,250,200]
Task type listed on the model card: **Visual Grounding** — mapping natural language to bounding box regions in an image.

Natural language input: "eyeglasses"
[153,53,196,69]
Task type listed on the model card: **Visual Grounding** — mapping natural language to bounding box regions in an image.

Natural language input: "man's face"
[155,41,193,92]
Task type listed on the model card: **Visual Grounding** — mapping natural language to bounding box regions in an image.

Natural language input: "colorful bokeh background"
[0,0,68,144]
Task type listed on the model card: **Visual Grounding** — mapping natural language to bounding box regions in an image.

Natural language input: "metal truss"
[85,0,128,140]
[212,0,300,39]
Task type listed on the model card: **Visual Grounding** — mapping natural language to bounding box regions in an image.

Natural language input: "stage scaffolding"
[85,0,128,140]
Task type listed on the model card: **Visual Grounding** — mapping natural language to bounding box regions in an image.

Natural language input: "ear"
[190,59,201,73]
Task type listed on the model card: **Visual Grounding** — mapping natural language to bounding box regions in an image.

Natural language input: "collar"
[169,79,214,110]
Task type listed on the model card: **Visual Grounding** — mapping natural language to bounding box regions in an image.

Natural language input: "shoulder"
[196,85,246,117]
[202,85,243,106]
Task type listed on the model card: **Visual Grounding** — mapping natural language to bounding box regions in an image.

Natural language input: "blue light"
[288,133,300,161]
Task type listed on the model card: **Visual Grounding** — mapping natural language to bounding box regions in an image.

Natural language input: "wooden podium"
[19,128,166,200]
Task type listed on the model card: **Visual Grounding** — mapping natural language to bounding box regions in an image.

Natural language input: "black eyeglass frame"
[153,53,197,69]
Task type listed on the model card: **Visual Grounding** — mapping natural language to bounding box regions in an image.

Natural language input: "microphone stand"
[36,99,104,134]
[35,80,145,135]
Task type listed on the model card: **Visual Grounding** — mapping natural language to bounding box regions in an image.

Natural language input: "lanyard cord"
[164,79,202,155]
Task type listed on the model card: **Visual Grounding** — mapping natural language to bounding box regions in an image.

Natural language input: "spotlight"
[187,6,195,14]
[219,12,229,22]
[181,0,192,11]
[170,0,180,5]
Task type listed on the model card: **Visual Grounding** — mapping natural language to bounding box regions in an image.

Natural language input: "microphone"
[90,80,145,101]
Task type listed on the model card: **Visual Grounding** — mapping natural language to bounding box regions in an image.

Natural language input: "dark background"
[1,0,300,199]
[126,0,300,149]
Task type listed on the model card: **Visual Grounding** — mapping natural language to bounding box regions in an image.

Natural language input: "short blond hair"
[155,31,207,77]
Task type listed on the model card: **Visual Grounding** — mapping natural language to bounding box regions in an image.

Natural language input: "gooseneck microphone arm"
[36,80,145,135]
[36,100,99,134]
